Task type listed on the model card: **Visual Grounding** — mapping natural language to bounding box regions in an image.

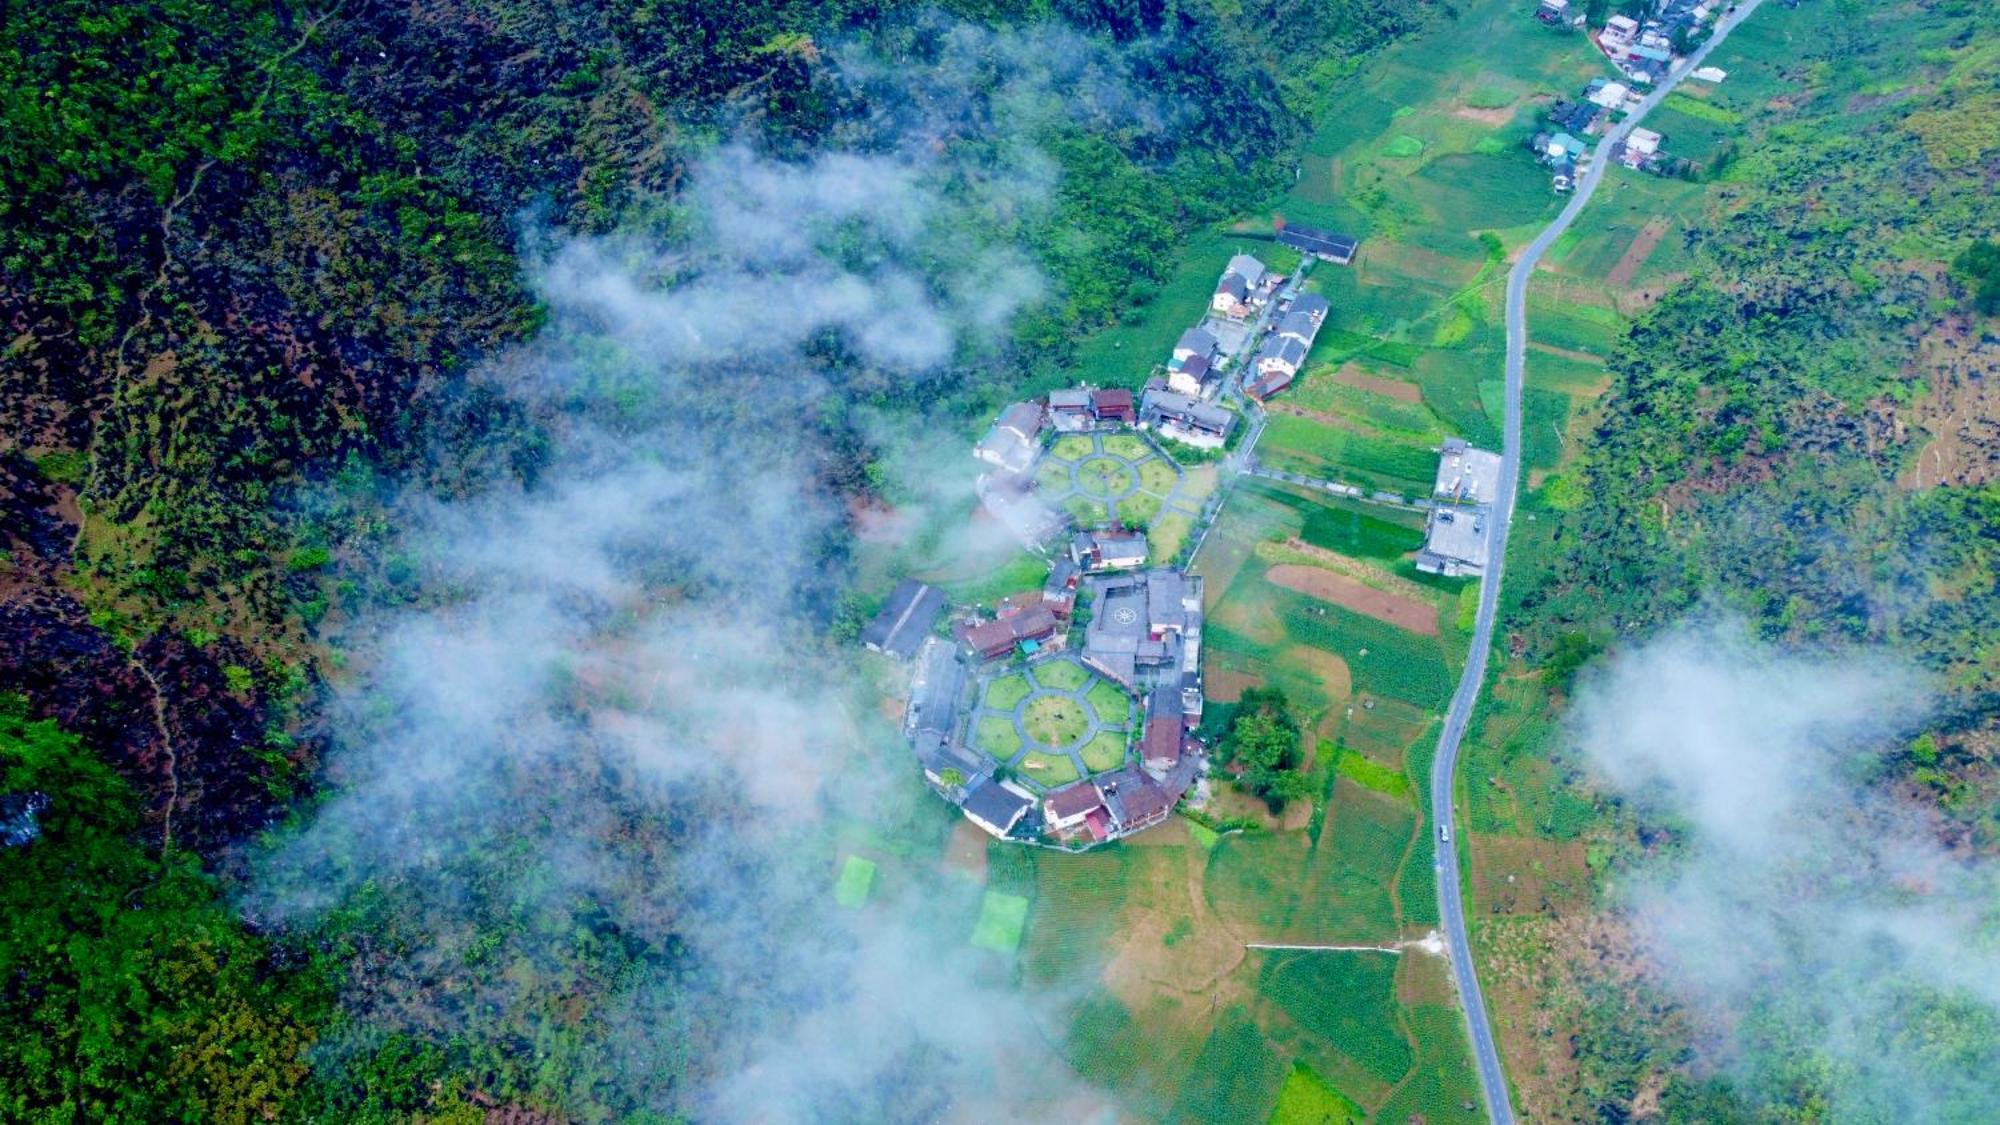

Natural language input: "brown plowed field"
[1266,564,1441,635]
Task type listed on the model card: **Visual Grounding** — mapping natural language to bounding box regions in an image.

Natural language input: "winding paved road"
[1429,6,1764,1121]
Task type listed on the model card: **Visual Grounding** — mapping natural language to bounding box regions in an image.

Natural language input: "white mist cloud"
[1571,621,2000,1121]
[244,18,1144,1121]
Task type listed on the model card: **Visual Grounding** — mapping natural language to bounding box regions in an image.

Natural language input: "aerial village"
[1526,0,1728,188]
[856,216,1499,849]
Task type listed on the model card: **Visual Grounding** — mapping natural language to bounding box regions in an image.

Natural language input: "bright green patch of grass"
[1081,730,1127,773]
[1035,458,1074,491]
[970,890,1029,953]
[1663,91,1742,125]
[1334,746,1411,797]
[1034,659,1091,692]
[1051,434,1094,460]
[1078,455,1137,498]
[1244,482,1426,562]
[1018,751,1081,786]
[1261,414,1438,493]
[1065,496,1112,526]
[1120,490,1164,527]
[923,549,1048,608]
[1103,432,1151,459]
[975,716,1021,759]
[1464,85,1515,110]
[1260,951,1413,1086]
[1086,677,1130,719]
[984,672,1033,711]
[1024,695,1090,747]
[1137,457,1180,495]
[1188,821,1220,850]
[833,855,877,908]
[1269,1061,1366,1125]
[1382,134,1426,158]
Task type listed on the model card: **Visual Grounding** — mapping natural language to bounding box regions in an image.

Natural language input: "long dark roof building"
[862,579,947,659]
[1276,224,1360,265]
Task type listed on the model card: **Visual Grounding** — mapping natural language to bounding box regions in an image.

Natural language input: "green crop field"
[970,891,1029,953]
[1373,1006,1483,1124]
[1270,1062,1366,1125]
[1242,482,1426,562]
[1260,415,1439,493]
[833,855,877,909]
[1260,952,1413,1086]
[1276,591,1454,710]
[1169,1010,1290,1125]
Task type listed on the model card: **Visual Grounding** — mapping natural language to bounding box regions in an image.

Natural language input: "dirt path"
[1606,217,1670,286]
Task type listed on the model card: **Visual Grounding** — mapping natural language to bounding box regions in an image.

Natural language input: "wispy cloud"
[1570,621,2000,1120]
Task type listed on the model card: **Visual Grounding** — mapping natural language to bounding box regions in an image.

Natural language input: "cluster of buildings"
[1530,75,1672,189]
[1416,437,1505,578]
[1596,0,1714,85]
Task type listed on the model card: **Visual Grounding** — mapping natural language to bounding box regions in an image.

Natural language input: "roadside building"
[863,579,947,660]
[1167,352,1212,397]
[1416,505,1492,578]
[1210,254,1274,318]
[1173,326,1220,367]
[961,778,1036,838]
[1621,127,1663,168]
[1434,437,1504,504]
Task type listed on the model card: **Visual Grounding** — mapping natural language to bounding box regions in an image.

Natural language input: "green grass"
[1260,414,1438,493]
[1078,455,1137,498]
[1261,951,1413,1086]
[1019,751,1080,786]
[1051,434,1094,460]
[1663,91,1742,126]
[1069,232,1298,389]
[1334,746,1411,797]
[1081,730,1127,773]
[1244,483,1426,562]
[1065,496,1112,526]
[923,549,1047,608]
[1023,849,1133,985]
[984,672,1032,711]
[975,716,1021,759]
[1035,458,1074,491]
[833,855,877,908]
[1188,821,1220,849]
[1024,695,1090,747]
[1382,134,1425,158]
[1104,433,1151,459]
[1464,85,1514,110]
[1086,677,1130,719]
[1137,457,1180,495]
[970,890,1029,953]
[1121,490,1164,527]
[1150,512,1194,563]
[1277,591,1455,709]
[1035,659,1091,692]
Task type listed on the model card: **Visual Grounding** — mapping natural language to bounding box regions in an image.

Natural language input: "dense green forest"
[1497,0,2000,1117]
[0,0,1426,1118]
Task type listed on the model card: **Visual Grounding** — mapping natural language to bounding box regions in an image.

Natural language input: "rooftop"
[861,579,947,659]
[1434,439,1503,504]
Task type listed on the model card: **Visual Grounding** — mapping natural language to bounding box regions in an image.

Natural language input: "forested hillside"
[0,0,1426,1118]
[1486,1,2000,1117]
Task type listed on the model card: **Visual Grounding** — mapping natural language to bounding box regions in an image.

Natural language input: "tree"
[1952,239,2000,315]
[1216,688,1309,810]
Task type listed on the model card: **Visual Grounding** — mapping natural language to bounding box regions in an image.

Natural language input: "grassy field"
[1271,1061,1367,1124]
[971,890,1029,953]
[1260,951,1412,1086]
[833,855,876,909]
[1035,658,1091,691]
[1081,730,1126,773]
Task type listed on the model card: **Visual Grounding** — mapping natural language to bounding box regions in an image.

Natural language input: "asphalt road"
[1428,6,1764,1121]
